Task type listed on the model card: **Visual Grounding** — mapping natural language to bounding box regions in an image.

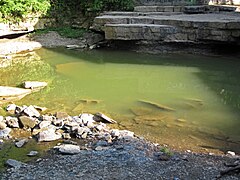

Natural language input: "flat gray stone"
[27,151,38,157]
[5,159,26,168]
[57,144,81,155]
[15,139,28,148]
[22,105,40,117]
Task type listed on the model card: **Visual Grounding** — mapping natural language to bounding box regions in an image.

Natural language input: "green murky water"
[1,48,240,157]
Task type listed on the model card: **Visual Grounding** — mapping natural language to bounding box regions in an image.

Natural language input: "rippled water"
[1,48,240,154]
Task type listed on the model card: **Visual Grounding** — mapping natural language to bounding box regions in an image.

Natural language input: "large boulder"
[19,116,38,129]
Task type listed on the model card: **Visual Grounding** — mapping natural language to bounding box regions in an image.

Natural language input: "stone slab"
[105,24,177,40]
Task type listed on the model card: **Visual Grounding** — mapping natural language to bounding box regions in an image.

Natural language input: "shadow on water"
[46,47,240,111]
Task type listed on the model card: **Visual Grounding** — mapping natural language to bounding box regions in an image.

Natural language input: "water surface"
[1,48,240,154]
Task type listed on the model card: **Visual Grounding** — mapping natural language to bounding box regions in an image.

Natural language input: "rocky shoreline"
[0,31,104,57]
[0,102,239,179]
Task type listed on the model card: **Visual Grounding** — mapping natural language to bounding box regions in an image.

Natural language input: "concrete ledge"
[134,6,183,12]
[104,24,177,40]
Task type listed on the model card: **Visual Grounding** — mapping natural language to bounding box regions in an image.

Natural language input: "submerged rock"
[66,44,86,49]
[55,112,69,120]
[94,113,117,124]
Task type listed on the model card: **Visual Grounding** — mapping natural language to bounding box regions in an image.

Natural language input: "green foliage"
[0,0,51,23]
[34,27,87,38]
[50,0,134,16]
[0,0,134,24]
[160,147,174,157]
[82,0,134,12]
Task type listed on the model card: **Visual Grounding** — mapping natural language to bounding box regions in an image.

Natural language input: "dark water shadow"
[43,47,240,117]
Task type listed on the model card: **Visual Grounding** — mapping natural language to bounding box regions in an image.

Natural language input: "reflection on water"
[0,48,240,154]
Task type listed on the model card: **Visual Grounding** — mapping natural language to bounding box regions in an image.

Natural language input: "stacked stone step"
[96,5,181,41]
[134,5,183,12]
[92,0,240,43]
[93,12,240,43]
[105,24,177,40]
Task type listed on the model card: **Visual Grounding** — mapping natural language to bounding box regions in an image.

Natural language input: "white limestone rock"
[38,127,62,142]
[5,116,19,128]
[79,113,95,125]
[0,128,11,138]
[23,81,47,89]
[22,105,40,117]
[56,144,81,155]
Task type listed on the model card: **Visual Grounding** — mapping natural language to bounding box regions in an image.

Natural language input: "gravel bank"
[1,138,240,180]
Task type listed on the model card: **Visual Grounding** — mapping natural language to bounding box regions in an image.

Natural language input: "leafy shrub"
[0,0,134,23]
[82,0,134,12]
[0,0,50,23]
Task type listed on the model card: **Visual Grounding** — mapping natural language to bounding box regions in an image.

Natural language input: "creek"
[1,47,240,155]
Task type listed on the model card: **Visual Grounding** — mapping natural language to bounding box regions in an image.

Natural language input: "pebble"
[15,139,28,148]
[27,151,38,157]
[226,151,236,156]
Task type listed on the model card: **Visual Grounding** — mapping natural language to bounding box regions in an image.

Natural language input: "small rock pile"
[0,104,135,146]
